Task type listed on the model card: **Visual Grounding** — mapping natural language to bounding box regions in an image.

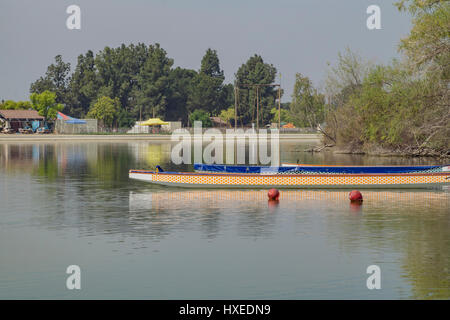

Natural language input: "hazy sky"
[0,0,412,102]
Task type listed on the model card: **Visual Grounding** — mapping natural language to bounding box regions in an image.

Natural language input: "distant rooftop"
[0,109,44,120]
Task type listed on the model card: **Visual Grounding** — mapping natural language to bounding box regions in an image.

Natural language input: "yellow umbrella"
[139,118,169,126]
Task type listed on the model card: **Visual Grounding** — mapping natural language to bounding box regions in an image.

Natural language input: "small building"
[210,117,227,127]
[54,111,97,134]
[0,110,44,132]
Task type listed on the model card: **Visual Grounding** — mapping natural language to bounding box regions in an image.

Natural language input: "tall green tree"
[221,83,236,111]
[187,49,226,116]
[324,48,370,110]
[87,96,120,130]
[134,43,173,119]
[395,0,449,152]
[200,48,224,78]
[31,43,198,125]
[30,55,71,109]
[322,49,372,145]
[235,54,278,125]
[396,0,449,76]
[290,73,325,128]
[69,50,99,117]
[165,67,197,124]
[30,91,64,120]
[95,44,151,112]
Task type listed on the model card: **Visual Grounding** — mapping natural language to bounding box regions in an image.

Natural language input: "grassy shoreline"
[0,133,322,142]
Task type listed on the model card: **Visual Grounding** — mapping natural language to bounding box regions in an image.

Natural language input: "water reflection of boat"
[129,190,449,211]
[129,169,450,189]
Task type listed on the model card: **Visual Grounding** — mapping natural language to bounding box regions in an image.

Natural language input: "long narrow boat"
[129,169,450,189]
[194,163,450,174]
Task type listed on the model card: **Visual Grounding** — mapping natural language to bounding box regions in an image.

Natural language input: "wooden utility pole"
[278,74,281,129]
[256,86,259,130]
[234,85,237,130]
[278,86,281,129]
[239,83,281,129]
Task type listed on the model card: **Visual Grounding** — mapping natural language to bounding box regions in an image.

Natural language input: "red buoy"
[349,190,363,202]
[268,188,280,200]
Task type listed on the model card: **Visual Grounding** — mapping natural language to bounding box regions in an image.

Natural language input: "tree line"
[2,44,324,130]
[1,0,447,155]
[25,45,290,129]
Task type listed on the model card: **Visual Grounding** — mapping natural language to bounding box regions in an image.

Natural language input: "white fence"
[54,119,98,134]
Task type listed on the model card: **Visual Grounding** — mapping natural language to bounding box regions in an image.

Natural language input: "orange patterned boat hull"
[129,170,450,189]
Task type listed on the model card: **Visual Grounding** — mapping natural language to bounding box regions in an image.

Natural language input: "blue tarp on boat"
[193,163,446,174]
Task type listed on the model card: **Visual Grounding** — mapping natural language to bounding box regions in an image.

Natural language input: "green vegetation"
[30,91,63,120]
[235,55,279,125]
[0,100,32,110]
[30,55,71,106]
[87,96,120,130]
[27,47,283,130]
[0,91,62,121]
[322,0,449,156]
[219,107,235,127]
[189,109,212,127]
[289,73,325,128]
[187,49,228,117]
[29,46,235,127]
[270,107,294,125]
[0,0,443,155]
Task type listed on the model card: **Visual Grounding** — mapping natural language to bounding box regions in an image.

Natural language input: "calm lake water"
[0,140,449,299]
